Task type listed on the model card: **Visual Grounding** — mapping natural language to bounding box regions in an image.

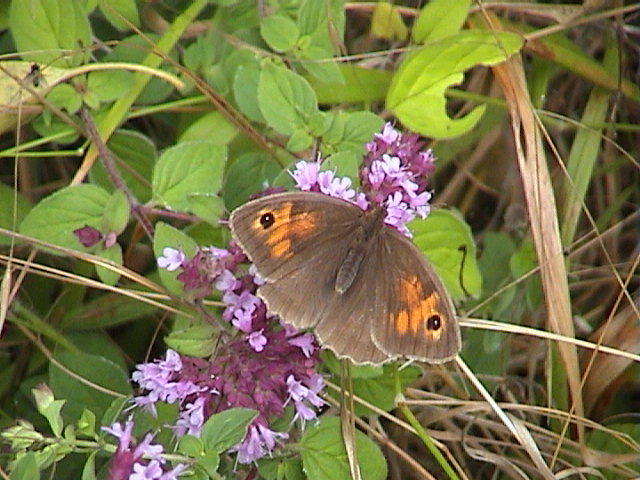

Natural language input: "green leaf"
[49,350,132,422]
[223,153,282,211]
[510,239,543,310]
[261,15,300,52]
[101,397,129,429]
[95,243,123,286]
[588,422,640,458]
[352,364,422,415]
[475,231,516,319]
[194,452,220,478]
[287,129,313,152]
[32,385,65,437]
[306,64,392,104]
[387,31,523,138]
[258,457,305,480]
[322,151,359,182]
[178,111,238,145]
[320,351,384,380]
[81,88,101,110]
[412,0,471,43]
[77,408,96,437]
[47,83,82,114]
[87,70,133,103]
[67,331,128,372]
[32,111,80,145]
[177,435,204,456]
[298,0,345,54]
[301,417,388,480]
[9,452,39,480]
[333,111,384,154]
[0,60,65,133]
[19,184,110,252]
[92,129,156,202]
[411,209,482,300]
[297,47,343,85]
[153,222,198,295]
[165,323,217,358]
[101,189,129,234]
[102,33,175,104]
[233,63,265,123]
[152,141,227,213]
[258,63,318,135]
[200,408,258,453]
[9,0,91,67]
[0,183,30,245]
[60,292,157,330]
[188,194,225,225]
[371,2,408,41]
[97,0,140,31]
[81,451,97,480]
[325,364,422,416]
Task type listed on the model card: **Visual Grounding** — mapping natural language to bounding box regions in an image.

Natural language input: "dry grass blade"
[484,11,584,441]
[581,292,640,416]
[456,356,556,479]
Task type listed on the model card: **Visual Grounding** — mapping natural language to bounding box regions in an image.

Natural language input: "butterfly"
[230,191,460,365]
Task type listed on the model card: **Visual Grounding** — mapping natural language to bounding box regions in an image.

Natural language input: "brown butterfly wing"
[260,265,389,364]
[310,274,391,364]
[229,192,363,331]
[229,192,359,283]
[371,228,460,363]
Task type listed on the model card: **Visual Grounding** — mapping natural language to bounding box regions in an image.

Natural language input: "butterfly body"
[334,206,385,294]
[229,191,460,365]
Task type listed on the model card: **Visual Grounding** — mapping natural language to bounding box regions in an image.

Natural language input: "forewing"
[230,191,362,331]
[229,191,360,282]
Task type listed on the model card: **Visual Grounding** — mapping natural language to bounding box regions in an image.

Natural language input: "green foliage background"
[0,0,638,479]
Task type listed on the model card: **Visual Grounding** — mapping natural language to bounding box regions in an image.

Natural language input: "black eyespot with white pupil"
[259,212,275,229]
[427,315,441,331]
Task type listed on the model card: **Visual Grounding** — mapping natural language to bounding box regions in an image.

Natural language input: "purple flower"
[104,231,118,248]
[175,396,206,437]
[103,419,187,480]
[231,424,288,464]
[317,171,356,200]
[130,460,163,480]
[286,373,325,423]
[248,329,268,352]
[290,162,359,204]
[289,123,436,234]
[376,122,401,144]
[291,160,320,190]
[73,225,103,248]
[132,350,203,414]
[157,248,186,271]
[215,269,238,291]
[160,464,189,480]
[360,122,436,234]
[286,332,316,358]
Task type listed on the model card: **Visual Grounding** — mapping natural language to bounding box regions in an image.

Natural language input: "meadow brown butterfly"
[230,191,460,365]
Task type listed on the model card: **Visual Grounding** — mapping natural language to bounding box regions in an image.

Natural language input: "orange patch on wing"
[392,276,444,339]
[253,203,320,259]
[270,238,292,258]
[395,309,410,334]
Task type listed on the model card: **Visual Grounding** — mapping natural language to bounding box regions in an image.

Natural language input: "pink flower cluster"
[103,419,187,480]
[293,123,436,236]
[133,243,324,464]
